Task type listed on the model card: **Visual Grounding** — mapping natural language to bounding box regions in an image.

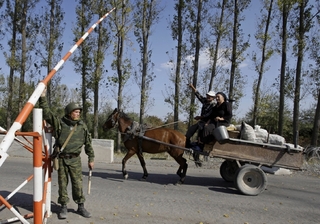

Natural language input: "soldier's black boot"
[77,203,91,218]
[58,204,67,219]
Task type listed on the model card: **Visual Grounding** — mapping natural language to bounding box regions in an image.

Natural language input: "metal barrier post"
[33,109,43,224]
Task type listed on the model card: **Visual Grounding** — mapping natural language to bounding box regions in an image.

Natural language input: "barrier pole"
[42,125,53,220]
[0,213,33,224]
[0,6,116,167]
[0,196,30,224]
[33,109,43,224]
[0,175,33,207]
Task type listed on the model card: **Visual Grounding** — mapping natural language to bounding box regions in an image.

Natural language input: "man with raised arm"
[185,83,216,148]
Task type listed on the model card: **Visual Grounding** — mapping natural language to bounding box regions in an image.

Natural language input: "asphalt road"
[0,155,320,224]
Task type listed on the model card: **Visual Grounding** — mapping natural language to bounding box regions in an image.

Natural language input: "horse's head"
[102,108,120,131]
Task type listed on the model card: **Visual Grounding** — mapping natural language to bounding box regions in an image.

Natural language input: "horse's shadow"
[82,169,238,195]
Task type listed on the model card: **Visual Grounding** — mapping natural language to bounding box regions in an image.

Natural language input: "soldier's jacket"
[39,97,94,163]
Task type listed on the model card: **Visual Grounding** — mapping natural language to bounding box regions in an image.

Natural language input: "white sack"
[254,125,268,143]
[240,122,256,141]
[268,134,285,145]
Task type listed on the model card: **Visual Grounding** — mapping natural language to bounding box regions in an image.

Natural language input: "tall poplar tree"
[185,0,208,127]
[3,0,20,129]
[108,0,132,152]
[0,0,5,43]
[277,0,294,136]
[228,0,250,105]
[207,0,231,91]
[252,0,275,126]
[72,0,95,123]
[170,0,187,130]
[91,0,111,138]
[133,0,160,125]
[36,0,65,109]
[292,0,312,145]
[18,0,39,112]
[310,17,320,146]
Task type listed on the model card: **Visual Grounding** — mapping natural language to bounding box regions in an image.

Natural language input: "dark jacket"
[195,91,215,122]
[209,101,232,126]
[39,97,94,163]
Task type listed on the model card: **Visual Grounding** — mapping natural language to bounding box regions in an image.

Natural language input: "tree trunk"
[18,1,28,113]
[229,0,239,102]
[252,0,274,126]
[115,0,129,153]
[311,88,320,146]
[188,0,203,128]
[139,0,148,125]
[278,1,288,136]
[6,0,19,129]
[93,19,102,139]
[209,0,227,90]
[293,1,305,146]
[47,0,56,106]
[173,0,184,131]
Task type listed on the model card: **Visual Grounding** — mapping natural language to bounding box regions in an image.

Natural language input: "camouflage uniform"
[39,96,94,205]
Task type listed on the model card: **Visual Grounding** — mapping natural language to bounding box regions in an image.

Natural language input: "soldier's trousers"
[57,156,85,205]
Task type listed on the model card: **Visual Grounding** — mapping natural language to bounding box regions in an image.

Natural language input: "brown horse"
[102,108,188,184]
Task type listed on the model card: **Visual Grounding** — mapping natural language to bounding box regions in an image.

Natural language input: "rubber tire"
[220,160,238,182]
[234,164,267,196]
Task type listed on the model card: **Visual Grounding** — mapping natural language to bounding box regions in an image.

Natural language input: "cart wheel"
[220,160,238,182]
[234,165,267,196]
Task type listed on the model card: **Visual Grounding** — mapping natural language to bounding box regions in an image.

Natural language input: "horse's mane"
[119,111,152,130]
[119,111,133,123]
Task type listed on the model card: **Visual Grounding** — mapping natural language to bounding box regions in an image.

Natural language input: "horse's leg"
[168,150,188,184]
[136,153,148,181]
[177,157,188,184]
[176,166,182,177]
[122,150,136,179]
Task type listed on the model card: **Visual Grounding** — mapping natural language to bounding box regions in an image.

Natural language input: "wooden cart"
[139,127,304,196]
[201,128,305,196]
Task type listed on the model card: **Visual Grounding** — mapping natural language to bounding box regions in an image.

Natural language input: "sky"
[58,0,260,120]
[1,0,316,122]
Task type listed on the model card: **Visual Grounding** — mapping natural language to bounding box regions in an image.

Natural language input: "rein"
[146,121,183,131]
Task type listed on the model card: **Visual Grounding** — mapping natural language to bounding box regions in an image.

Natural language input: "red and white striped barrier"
[0,7,115,224]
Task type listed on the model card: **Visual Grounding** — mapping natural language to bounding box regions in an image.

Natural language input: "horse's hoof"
[175,180,183,185]
[124,174,129,180]
[175,177,186,185]
[140,176,147,181]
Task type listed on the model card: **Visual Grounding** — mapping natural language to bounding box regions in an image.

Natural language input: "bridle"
[104,111,120,130]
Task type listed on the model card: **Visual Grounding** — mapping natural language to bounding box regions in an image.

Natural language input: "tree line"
[0,0,319,152]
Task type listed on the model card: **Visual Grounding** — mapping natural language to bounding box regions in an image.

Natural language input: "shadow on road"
[82,169,238,195]
[0,191,33,214]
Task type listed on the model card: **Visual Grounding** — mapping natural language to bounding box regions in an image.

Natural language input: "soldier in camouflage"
[39,90,94,219]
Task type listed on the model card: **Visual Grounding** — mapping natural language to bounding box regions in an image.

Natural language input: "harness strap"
[122,121,147,155]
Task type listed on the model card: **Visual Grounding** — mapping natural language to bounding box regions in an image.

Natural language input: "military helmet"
[65,102,82,115]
